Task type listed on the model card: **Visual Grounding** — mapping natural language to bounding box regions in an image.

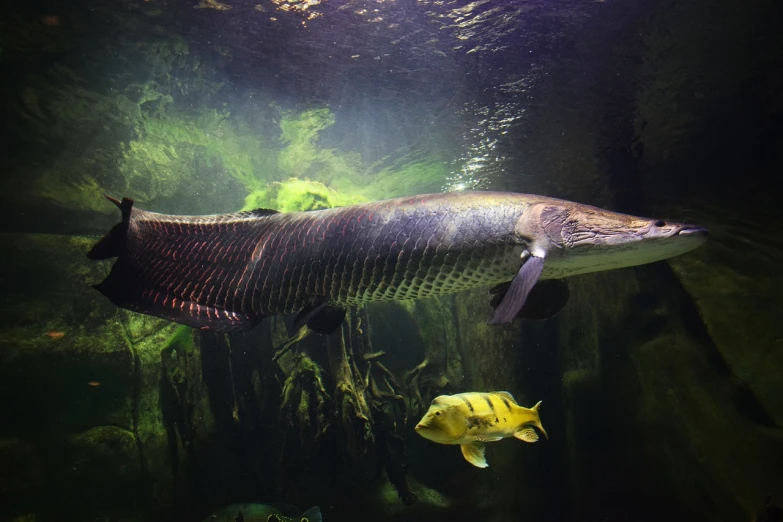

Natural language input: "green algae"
[163,325,194,354]
[278,108,336,177]
[21,35,449,215]
[273,178,366,212]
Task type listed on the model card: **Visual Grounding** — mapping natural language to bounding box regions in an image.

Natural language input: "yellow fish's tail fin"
[531,400,548,440]
[514,400,548,442]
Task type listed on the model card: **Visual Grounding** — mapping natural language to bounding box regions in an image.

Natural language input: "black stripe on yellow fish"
[458,395,475,413]
[482,394,497,414]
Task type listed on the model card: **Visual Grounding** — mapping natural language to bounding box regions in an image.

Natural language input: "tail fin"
[531,400,548,440]
[299,506,322,522]
[86,195,134,260]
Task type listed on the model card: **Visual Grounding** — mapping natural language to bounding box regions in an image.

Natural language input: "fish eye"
[435,411,441,416]
[654,220,666,227]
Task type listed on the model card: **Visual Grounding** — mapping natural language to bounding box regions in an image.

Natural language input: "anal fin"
[460,442,488,468]
[514,428,539,443]
[93,262,259,333]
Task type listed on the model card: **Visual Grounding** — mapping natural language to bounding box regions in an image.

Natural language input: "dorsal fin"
[87,195,134,260]
[239,208,279,218]
[490,391,517,404]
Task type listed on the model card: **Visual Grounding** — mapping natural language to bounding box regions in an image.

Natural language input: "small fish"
[46,331,65,339]
[414,391,547,468]
[203,503,321,522]
[87,381,101,387]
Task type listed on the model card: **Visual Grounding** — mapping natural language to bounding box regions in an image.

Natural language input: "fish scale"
[90,192,524,332]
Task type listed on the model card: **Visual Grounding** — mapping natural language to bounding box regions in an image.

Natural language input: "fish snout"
[675,225,709,238]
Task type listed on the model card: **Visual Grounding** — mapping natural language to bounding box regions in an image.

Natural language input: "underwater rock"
[0,233,145,519]
[0,233,135,433]
[663,208,783,427]
[0,438,45,502]
[552,264,783,521]
[55,425,142,516]
[0,232,219,520]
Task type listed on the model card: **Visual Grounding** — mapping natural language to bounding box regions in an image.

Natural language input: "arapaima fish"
[87,191,708,334]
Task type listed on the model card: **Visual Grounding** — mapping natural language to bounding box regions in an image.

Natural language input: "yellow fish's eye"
[435,411,441,416]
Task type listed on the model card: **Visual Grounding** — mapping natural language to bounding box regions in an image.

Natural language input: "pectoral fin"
[490,278,570,322]
[460,442,488,468]
[514,428,539,443]
[489,254,546,325]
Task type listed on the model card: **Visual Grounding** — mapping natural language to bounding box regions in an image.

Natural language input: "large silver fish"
[87,191,708,334]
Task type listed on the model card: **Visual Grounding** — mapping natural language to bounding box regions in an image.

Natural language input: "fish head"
[517,200,709,277]
[414,395,467,444]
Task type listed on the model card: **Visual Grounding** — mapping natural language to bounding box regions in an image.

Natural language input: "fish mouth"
[414,424,428,431]
[676,225,709,237]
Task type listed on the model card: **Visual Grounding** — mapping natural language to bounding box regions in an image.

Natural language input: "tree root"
[273,325,313,362]
[404,359,430,412]
[279,351,331,444]
[276,306,415,505]
[328,326,374,461]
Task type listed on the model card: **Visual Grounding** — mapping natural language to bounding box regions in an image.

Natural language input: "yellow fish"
[414,391,547,468]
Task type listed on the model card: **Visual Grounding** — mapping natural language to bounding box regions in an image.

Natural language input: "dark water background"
[1,0,781,521]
